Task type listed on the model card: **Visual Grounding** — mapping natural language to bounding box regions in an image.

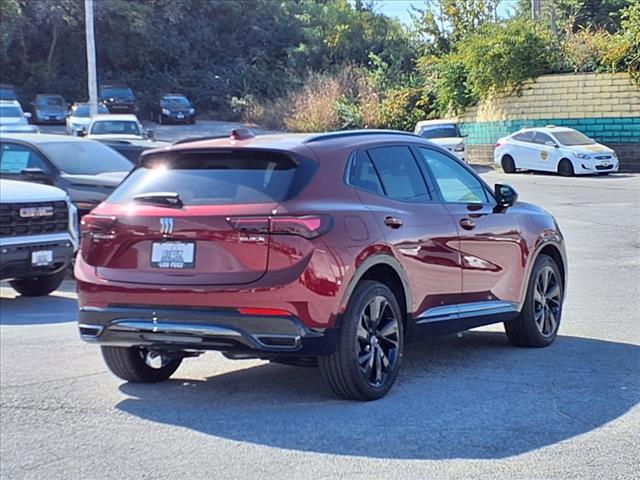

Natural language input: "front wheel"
[558,159,575,177]
[319,281,404,401]
[9,270,65,297]
[504,254,563,347]
[101,346,182,383]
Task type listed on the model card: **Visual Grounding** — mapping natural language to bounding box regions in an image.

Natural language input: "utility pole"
[531,0,541,21]
[85,0,98,117]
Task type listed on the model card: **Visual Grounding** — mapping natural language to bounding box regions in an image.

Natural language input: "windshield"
[38,141,133,175]
[162,96,190,106]
[0,88,16,100]
[109,153,297,205]
[0,106,22,118]
[419,124,461,139]
[36,97,65,107]
[101,87,134,99]
[73,104,110,117]
[553,130,596,146]
[90,120,140,136]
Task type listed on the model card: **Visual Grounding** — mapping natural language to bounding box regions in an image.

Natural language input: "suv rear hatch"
[81,150,305,286]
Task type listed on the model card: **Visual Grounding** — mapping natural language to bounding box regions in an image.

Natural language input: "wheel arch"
[337,254,412,332]
[525,238,567,304]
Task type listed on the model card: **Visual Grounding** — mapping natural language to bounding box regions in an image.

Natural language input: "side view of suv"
[76,130,567,401]
[1,179,78,296]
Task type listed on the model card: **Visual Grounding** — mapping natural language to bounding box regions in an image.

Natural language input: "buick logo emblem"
[159,217,174,234]
[20,206,54,218]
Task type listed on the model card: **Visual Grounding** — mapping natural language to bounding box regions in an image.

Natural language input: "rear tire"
[504,254,563,347]
[558,159,575,177]
[501,155,516,173]
[9,271,65,297]
[319,281,404,401]
[101,346,182,383]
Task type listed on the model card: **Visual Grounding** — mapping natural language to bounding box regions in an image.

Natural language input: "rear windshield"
[553,130,595,146]
[91,120,140,136]
[419,124,461,139]
[108,152,297,206]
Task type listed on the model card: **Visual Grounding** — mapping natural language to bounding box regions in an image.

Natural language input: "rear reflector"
[238,307,291,316]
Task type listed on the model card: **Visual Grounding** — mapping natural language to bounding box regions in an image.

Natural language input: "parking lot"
[1,165,638,480]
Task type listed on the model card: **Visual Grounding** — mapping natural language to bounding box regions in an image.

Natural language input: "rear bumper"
[78,306,338,356]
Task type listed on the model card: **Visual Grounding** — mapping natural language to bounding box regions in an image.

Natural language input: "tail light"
[226,215,332,239]
[495,142,502,148]
[80,214,118,241]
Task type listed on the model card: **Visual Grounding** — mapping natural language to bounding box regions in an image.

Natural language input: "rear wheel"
[558,159,575,177]
[501,155,516,173]
[101,346,182,383]
[9,271,65,297]
[504,254,563,347]
[319,281,403,401]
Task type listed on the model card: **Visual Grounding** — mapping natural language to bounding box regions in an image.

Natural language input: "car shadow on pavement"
[116,332,639,460]
[0,292,77,325]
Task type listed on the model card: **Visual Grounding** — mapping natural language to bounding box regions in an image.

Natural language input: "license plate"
[31,250,53,266]
[49,116,57,121]
[151,242,195,269]
[602,162,610,167]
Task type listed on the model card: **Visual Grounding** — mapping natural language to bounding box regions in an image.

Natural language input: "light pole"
[85,0,98,116]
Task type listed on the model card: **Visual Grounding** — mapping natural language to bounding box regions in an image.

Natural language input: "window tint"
[419,124,461,139]
[366,147,429,202]
[109,153,297,206]
[513,131,535,142]
[37,141,132,175]
[0,143,50,174]
[418,148,489,204]
[533,132,553,145]
[349,153,384,195]
[73,104,109,117]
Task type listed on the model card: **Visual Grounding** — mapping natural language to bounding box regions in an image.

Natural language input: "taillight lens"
[227,215,332,239]
[495,142,502,148]
[80,214,118,241]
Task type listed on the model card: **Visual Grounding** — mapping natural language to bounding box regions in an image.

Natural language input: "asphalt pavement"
[1,169,639,479]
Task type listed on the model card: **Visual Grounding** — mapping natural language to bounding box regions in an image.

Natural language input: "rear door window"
[366,146,430,203]
[0,143,51,175]
[109,152,298,205]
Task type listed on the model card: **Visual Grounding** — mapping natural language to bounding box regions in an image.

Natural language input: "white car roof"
[0,178,67,203]
[415,119,459,128]
[514,126,578,135]
[90,114,140,122]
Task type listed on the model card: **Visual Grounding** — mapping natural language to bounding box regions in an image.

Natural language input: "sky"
[375,0,517,26]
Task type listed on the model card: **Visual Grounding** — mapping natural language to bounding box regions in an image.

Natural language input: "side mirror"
[545,141,558,148]
[20,168,53,185]
[146,129,154,141]
[461,133,469,138]
[24,112,32,119]
[495,183,518,208]
[77,128,86,137]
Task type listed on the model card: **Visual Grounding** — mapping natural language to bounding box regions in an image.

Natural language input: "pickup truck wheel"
[319,281,403,401]
[504,254,563,347]
[101,346,182,383]
[9,271,65,297]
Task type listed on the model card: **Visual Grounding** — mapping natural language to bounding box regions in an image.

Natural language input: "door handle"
[459,218,476,230]
[384,216,403,229]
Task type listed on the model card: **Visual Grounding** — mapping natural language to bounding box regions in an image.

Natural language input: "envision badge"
[19,206,54,218]
[159,217,174,234]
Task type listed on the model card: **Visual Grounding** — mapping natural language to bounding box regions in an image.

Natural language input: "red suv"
[76,130,567,400]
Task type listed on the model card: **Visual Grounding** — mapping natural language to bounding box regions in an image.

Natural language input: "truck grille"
[0,201,68,238]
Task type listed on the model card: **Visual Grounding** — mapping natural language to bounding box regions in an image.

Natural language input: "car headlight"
[189,108,195,114]
[574,153,591,159]
[454,145,465,152]
[162,108,170,115]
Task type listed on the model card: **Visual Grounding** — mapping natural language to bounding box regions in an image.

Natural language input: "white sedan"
[494,126,619,176]
[81,114,151,141]
[66,102,109,135]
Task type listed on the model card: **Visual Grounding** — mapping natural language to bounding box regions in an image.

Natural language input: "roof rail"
[172,134,230,145]
[302,129,419,144]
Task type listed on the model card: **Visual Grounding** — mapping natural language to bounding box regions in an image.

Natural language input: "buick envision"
[76,130,567,401]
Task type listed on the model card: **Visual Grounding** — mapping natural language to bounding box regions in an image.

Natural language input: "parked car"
[96,138,171,164]
[66,102,110,135]
[1,178,77,296]
[75,129,567,401]
[152,93,196,124]
[414,119,467,163]
[31,93,68,124]
[0,84,18,101]
[0,100,39,133]
[495,126,619,176]
[0,134,133,217]
[80,114,152,141]
[99,85,138,114]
